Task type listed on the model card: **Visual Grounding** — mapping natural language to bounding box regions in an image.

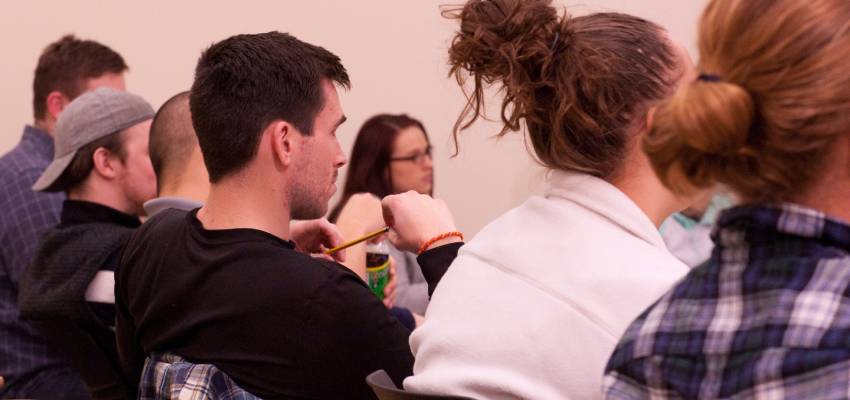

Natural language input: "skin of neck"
[159,179,209,204]
[196,133,293,240]
[610,34,698,227]
[33,117,56,136]
[67,177,137,216]
[158,149,210,203]
[788,135,850,223]
[609,133,685,228]
[794,183,850,223]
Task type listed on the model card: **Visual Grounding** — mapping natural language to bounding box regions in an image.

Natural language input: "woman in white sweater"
[398,0,698,398]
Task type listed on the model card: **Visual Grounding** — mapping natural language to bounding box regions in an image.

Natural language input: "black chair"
[365,370,475,400]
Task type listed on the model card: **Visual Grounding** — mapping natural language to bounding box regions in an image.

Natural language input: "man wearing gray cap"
[0,35,127,400]
[17,87,156,400]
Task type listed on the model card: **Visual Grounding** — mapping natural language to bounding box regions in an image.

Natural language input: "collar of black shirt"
[59,199,141,229]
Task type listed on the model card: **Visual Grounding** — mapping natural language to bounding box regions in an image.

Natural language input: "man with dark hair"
[116,31,460,399]
[18,87,156,400]
[0,34,128,399]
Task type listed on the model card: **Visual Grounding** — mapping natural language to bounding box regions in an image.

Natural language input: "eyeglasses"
[390,146,433,165]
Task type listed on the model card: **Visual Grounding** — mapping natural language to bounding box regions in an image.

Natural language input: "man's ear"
[270,120,297,168]
[92,147,119,179]
[45,91,70,122]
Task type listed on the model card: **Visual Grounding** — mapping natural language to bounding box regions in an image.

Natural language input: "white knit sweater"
[404,171,688,399]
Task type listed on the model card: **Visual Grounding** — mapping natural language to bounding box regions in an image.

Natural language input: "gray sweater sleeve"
[388,245,430,315]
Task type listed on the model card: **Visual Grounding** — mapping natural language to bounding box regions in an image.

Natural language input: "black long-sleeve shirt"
[20,200,139,400]
[115,208,459,399]
[57,200,140,325]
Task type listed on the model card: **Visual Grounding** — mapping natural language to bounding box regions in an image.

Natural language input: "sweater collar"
[143,196,203,217]
[545,170,666,249]
[715,203,850,253]
[60,200,141,229]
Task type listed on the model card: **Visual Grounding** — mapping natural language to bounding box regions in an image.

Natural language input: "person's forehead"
[394,126,428,150]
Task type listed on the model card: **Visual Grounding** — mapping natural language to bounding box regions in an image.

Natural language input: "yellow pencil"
[324,226,390,255]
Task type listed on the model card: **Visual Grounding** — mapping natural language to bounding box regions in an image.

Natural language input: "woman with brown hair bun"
[604,0,850,398]
[397,0,696,397]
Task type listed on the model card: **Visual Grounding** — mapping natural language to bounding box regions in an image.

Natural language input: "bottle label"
[366,252,390,300]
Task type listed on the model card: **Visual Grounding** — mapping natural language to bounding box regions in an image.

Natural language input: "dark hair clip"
[697,73,722,82]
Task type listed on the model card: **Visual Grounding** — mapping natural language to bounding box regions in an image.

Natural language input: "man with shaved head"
[143,91,209,216]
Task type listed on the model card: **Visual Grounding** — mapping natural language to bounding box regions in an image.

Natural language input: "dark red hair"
[328,114,430,222]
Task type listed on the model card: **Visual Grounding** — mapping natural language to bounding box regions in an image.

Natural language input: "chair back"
[366,370,475,400]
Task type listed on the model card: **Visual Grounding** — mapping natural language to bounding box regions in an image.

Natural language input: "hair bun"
[447,0,564,82]
[679,81,754,155]
[644,79,757,195]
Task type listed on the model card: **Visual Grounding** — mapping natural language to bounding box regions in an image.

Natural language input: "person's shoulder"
[0,150,56,209]
[240,247,370,312]
[143,207,188,231]
[193,227,362,289]
[119,209,189,285]
[0,141,47,175]
[310,256,361,277]
[126,208,188,250]
[0,160,44,190]
[276,251,363,288]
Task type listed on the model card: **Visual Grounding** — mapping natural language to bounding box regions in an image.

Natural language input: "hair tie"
[697,73,722,82]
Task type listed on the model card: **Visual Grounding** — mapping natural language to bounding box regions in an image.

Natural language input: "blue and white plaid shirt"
[604,203,850,399]
[0,126,70,395]
[140,353,260,400]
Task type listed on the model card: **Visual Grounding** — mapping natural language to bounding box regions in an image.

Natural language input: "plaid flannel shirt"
[0,126,70,395]
[604,203,850,399]
[140,353,261,400]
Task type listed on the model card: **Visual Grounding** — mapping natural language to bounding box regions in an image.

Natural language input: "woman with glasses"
[329,114,435,320]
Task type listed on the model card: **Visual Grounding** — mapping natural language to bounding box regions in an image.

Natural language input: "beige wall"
[0,0,705,236]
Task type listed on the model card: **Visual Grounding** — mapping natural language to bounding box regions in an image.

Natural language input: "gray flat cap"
[33,87,154,192]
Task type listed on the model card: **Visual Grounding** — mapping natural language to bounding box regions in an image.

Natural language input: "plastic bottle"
[365,240,390,300]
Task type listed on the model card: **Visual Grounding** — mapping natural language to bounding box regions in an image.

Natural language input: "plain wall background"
[0,0,706,236]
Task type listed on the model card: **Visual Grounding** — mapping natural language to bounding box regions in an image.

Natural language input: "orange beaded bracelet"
[418,231,464,255]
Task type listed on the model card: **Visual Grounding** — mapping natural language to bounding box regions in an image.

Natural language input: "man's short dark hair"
[32,34,128,120]
[189,31,350,182]
[149,91,194,192]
